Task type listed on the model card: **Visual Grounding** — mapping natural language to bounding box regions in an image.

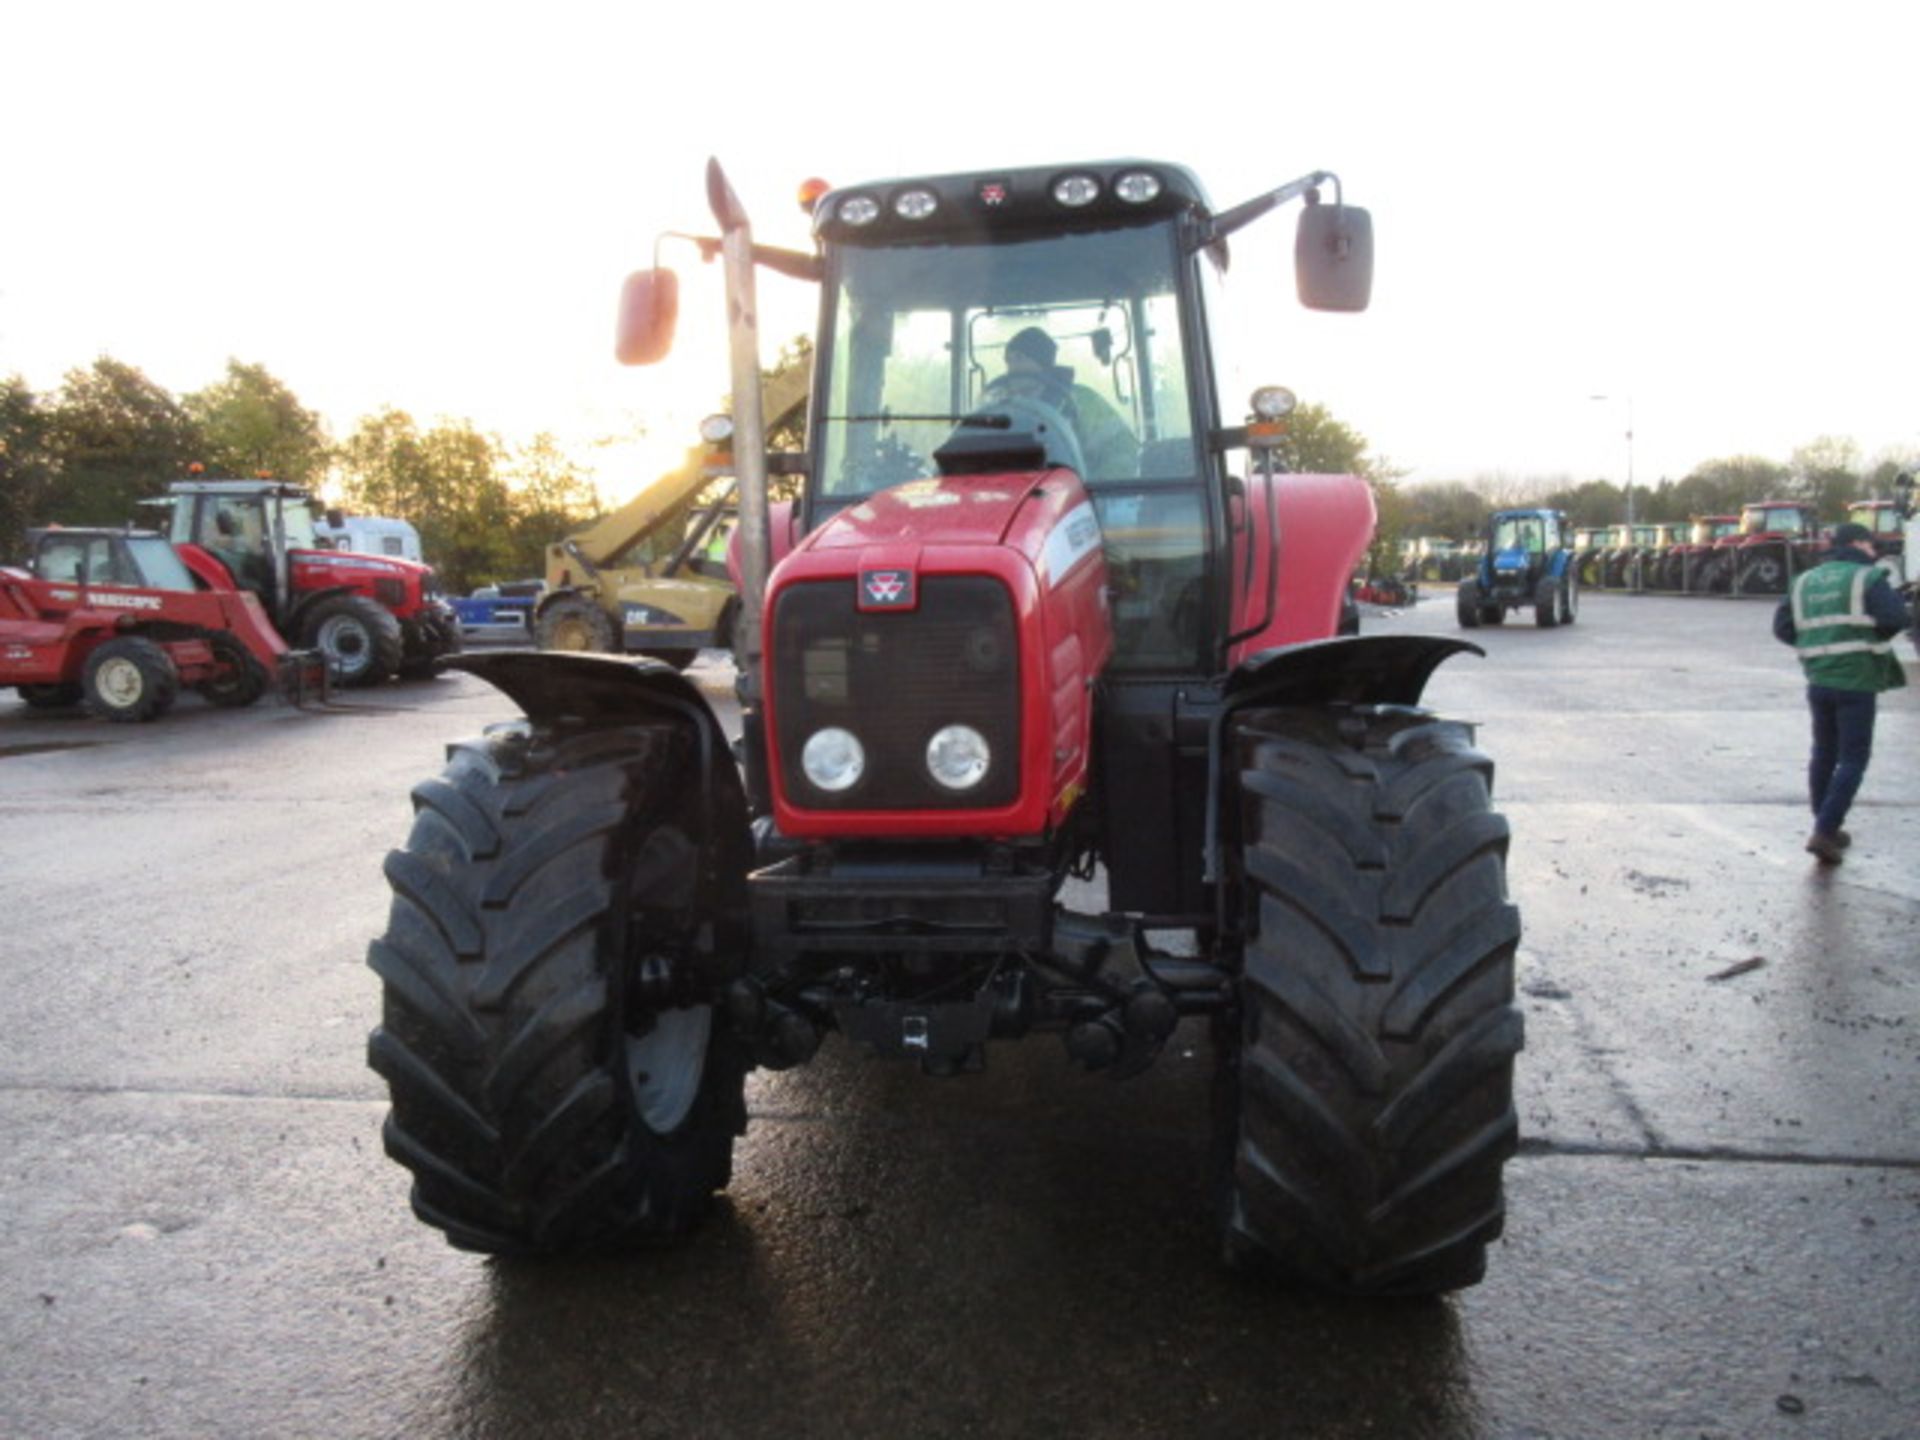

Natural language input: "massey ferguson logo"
[862,569,913,608]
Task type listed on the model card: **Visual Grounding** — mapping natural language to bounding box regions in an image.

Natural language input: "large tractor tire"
[1556,574,1578,625]
[402,612,464,680]
[1217,704,1523,1295]
[1532,577,1559,627]
[81,636,180,723]
[367,720,752,1253]
[536,596,618,654]
[198,635,270,708]
[1455,580,1483,629]
[1736,551,1788,595]
[304,593,404,686]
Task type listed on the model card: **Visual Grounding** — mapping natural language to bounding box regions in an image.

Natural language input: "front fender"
[1225,633,1485,710]
[446,649,721,732]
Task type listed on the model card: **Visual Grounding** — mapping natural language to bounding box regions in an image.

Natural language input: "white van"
[317,514,423,563]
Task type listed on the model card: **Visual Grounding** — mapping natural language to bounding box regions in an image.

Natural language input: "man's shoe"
[1806,832,1845,865]
[1835,829,1852,849]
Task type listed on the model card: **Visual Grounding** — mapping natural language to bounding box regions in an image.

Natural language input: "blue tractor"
[1456,508,1577,628]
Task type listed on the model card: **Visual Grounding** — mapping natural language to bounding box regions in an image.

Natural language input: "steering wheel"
[970,385,1088,478]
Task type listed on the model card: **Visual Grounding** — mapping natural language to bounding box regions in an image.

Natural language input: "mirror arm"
[1201,170,1341,249]
[655,231,821,282]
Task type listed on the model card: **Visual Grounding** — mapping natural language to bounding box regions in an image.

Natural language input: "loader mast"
[710,159,776,705]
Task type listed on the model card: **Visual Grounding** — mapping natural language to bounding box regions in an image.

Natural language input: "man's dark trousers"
[1807,684,1877,835]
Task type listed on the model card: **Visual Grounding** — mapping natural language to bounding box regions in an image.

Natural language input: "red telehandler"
[2,525,324,722]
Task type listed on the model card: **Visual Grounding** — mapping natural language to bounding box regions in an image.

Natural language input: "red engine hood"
[291,548,434,579]
[801,473,1062,553]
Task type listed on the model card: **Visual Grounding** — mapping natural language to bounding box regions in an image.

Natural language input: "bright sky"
[4,1,1915,503]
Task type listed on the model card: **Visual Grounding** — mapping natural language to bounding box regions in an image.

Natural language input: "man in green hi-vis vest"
[1773,522,1913,864]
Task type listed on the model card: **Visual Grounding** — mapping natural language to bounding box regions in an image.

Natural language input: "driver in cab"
[990,326,1138,481]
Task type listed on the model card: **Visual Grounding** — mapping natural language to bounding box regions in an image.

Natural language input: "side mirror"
[1295,204,1373,313]
[615,268,680,366]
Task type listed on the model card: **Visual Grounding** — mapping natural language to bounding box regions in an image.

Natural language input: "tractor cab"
[796,163,1368,676]
[27,527,199,592]
[159,480,319,611]
[1690,515,1740,546]
[1739,501,1813,539]
[1845,499,1905,554]
[154,476,460,685]
[1489,510,1556,573]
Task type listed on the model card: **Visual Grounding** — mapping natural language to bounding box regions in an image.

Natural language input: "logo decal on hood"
[862,569,912,608]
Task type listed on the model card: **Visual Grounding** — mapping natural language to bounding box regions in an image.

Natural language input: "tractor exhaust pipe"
[707,157,772,708]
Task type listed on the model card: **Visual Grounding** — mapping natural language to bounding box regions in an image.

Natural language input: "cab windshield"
[1743,506,1806,535]
[1492,516,1546,553]
[818,224,1195,496]
[1847,505,1889,532]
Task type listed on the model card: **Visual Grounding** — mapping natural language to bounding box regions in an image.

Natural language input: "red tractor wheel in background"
[81,636,180,723]
[198,635,271,708]
[303,594,405,686]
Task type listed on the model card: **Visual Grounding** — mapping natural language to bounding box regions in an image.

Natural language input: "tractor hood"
[1492,547,1532,575]
[803,473,1061,553]
[293,548,435,581]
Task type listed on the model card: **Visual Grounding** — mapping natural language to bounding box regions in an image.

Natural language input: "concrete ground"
[0,590,1914,1439]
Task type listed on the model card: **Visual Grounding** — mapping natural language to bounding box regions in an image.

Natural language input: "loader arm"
[549,367,810,577]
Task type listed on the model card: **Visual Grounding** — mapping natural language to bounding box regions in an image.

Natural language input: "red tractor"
[365,160,1523,1296]
[1727,500,1820,595]
[155,476,461,684]
[2,525,321,722]
[1845,497,1906,562]
[1666,514,1739,593]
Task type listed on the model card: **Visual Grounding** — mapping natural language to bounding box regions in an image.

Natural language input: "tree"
[1788,436,1862,520]
[183,360,330,487]
[1400,479,1492,542]
[1667,457,1791,520]
[336,409,527,593]
[505,431,602,579]
[45,358,205,530]
[0,376,59,560]
[1538,479,1626,528]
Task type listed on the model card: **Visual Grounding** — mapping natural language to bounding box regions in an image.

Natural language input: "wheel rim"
[316,615,372,677]
[626,1006,711,1133]
[96,657,144,708]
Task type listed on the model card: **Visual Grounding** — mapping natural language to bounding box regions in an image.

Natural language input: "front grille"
[772,576,1020,811]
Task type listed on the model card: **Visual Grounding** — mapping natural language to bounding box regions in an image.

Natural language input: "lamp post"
[1590,394,1636,525]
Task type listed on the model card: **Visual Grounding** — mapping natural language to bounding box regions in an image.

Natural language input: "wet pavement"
[2,593,1916,1439]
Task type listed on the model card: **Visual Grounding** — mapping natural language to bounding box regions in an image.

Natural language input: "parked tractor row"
[1571,492,1912,596]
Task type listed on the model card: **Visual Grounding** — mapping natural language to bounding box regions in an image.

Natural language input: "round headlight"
[838,195,881,226]
[1114,170,1162,204]
[893,188,939,220]
[926,725,991,791]
[1250,386,1298,420]
[698,413,734,444]
[802,727,865,792]
[1051,174,1101,208]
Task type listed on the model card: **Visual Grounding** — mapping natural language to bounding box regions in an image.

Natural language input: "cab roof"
[812,160,1211,244]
